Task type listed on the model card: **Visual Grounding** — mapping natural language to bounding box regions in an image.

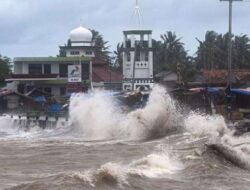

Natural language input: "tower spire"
[130,0,144,29]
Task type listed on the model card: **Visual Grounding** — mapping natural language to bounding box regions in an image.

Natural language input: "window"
[44,87,51,94]
[145,52,149,61]
[44,64,51,74]
[70,51,80,55]
[60,87,66,96]
[127,52,131,62]
[59,64,68,77]
[85,51,93,55]
[136,52,140,61]
[28,64,42,74]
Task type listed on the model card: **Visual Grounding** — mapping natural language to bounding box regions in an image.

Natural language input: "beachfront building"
[6,26,122,97]
[122,30,154,91]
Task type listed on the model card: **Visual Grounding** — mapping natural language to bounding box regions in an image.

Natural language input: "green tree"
[233,34,250,69]
[113,43,123,71]
[153,31,197,84]
[0,55,11,86]
[160,31,187,72]
[91,29,111,62]
[195,31,250,70]
[196,31,218,70]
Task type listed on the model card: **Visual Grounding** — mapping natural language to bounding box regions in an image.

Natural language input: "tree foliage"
[113,30,250,84]
[91,29,111,62]
[113,43,123,71]
[0,55,11,86]
[154,31,197,83]
[196,31,250,70]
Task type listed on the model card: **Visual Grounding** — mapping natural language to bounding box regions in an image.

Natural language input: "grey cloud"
[0,0,249,58]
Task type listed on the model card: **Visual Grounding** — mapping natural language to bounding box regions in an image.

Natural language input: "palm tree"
[91,30,111,62]
[233,34,250,69]
[113,43,123,71]
[160,31,186,72]
[0,55,11,86]
[196,31,217,70]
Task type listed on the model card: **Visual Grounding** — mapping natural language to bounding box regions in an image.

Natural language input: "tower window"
[145,52,149,61]
[127,52,131,62]
[135,52,140,61]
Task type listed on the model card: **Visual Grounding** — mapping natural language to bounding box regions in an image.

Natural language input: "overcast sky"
[0,0,250,59]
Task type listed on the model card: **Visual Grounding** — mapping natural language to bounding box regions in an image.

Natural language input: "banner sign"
[68,65,82,83]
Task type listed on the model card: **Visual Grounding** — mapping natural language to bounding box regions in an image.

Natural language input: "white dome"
[69,26,93,42]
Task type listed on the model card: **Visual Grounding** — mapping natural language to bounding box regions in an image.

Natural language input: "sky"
[0,0,250,59]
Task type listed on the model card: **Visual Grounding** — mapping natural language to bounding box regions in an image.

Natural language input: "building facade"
[122,30,154,91]
[6,26,122,97]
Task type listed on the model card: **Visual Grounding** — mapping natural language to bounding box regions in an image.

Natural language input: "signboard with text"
[68,65,82,83]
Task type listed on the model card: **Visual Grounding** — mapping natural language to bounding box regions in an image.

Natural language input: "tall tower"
[122,0,154,92]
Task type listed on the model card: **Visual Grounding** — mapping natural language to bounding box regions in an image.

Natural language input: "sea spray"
[184,112,228,138]
[184,111,250,170]
[69,85,182,140]
[66,151,182,188]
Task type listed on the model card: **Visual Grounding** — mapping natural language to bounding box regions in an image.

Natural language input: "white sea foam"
[69,85,181,140]
[184,111,250,170]
[184,112,228,138]
[69,151,182,188]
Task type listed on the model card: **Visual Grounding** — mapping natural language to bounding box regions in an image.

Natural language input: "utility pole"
[220,0,243,88]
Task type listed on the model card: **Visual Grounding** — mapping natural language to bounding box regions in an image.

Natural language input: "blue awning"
[207,87,220,94]
[231,89,250,96]
[48,104,62,113]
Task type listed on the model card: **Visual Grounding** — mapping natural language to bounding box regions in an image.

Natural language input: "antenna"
[130,0,144,29]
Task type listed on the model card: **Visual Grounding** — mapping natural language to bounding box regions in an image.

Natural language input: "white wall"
[22,63,29,74]
[66,49,94,57]
[14,63,22,74]
[135,69,149,78]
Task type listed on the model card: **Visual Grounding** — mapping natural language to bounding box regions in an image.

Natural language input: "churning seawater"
[0,86,250,190]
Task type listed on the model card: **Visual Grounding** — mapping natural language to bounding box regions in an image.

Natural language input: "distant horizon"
[0,0,250,59]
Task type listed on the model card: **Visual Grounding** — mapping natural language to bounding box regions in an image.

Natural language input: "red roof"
[92,57,106,65]
[203,70,250,84]
[92,66,122,83]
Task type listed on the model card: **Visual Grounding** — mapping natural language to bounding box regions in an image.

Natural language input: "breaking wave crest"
[66,151,182,188]
[184,112,228,138]
[184,112,250,170]
[69,85,181,140]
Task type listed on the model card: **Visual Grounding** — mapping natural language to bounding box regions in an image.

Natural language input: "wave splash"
[69,85,181,140]
[67,151,182,188]
[184,112,250,170]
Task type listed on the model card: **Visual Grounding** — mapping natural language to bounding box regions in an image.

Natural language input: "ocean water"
[0,86,250,190]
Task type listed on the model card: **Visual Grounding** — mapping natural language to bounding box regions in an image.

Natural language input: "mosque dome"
[69,26,93,42]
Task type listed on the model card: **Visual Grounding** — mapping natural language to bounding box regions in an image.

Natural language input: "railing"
[8,74,59,79]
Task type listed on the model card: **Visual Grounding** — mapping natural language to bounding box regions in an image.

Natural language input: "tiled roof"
[203,70,250,84]
[92,57,107,65]
[92,66,122,83]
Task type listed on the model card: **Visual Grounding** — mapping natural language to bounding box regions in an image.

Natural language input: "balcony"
[125,40,150,49]
[6,74,60,81]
